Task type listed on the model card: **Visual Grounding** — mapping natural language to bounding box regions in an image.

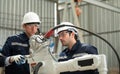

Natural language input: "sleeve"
[0,55,6,67]
[86,45,98,54]
[1,37,12,56]
[5,57,11,66]
[81,44,98,54]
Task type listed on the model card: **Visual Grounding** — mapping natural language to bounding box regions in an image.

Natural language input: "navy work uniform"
[1,32,30,74]
[58,40,99,74]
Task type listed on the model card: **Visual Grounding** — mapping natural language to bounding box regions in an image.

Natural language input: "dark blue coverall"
[1,32,30,74]
[58,40,99,74]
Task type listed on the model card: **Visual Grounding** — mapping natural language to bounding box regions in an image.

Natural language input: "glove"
[9,55,26,65]
[29,34,45,54]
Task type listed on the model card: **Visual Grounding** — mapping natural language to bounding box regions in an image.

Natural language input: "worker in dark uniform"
[56,22,99,74]
[1,12,41,74]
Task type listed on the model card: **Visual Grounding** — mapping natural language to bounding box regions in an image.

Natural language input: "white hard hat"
[56,22,78,34]
[22,12,41,25]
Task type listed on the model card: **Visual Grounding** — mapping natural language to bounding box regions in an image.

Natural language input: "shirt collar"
[18,32,29,41]
[66,40,82,53]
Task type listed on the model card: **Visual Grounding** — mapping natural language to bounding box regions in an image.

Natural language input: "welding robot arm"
[29,34,47,56]
[28,35,107,74]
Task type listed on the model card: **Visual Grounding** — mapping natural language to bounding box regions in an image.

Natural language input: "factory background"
[0,0,120,74]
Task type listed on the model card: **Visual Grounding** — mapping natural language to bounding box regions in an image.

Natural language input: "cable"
[48,47,58,62]
[48,37,58,62]
[33,62,43,74]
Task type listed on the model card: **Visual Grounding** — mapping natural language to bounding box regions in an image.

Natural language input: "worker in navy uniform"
[1,12,41,74]
[56,22,99,74]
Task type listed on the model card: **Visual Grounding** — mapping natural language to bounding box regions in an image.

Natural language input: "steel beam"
[83,0,120,13]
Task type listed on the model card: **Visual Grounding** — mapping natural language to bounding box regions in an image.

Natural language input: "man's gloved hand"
[9,55,26,65]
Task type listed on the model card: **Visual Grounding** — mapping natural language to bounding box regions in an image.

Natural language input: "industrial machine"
[27,34,108,74]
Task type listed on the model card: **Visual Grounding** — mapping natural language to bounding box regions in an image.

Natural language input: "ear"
[71,32,75,37]
[22,24,25,30]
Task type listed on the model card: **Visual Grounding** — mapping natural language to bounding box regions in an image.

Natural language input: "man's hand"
[9,55,25,64]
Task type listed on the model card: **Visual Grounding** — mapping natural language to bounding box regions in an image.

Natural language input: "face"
[23,24,39,37]
[58,31,73,46]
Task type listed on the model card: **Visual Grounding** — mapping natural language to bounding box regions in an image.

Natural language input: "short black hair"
[67,30,78,41]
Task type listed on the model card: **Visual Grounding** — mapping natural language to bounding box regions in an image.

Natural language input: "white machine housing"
[28,46,107,74]
[27,35,108,74]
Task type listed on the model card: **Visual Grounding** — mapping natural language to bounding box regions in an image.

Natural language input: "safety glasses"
[58,31,69,37]
[25,23,39,27]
